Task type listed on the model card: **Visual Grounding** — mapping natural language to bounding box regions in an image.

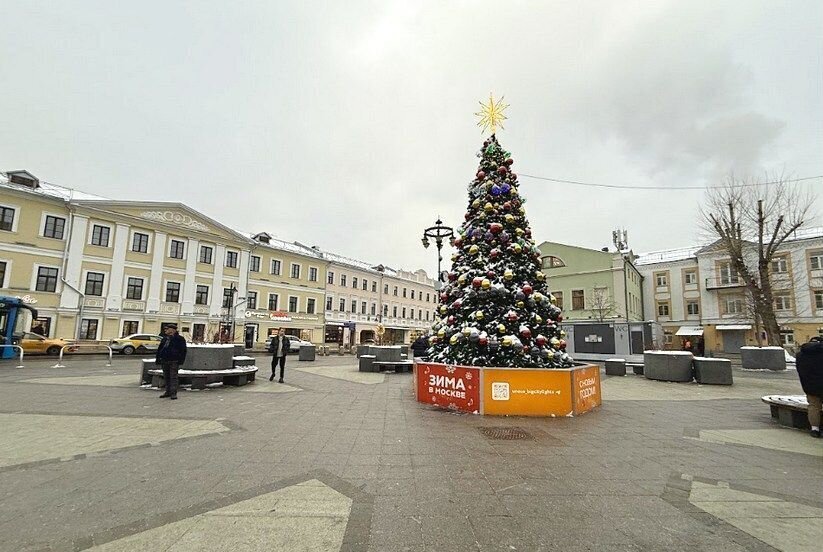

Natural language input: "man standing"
[269,329,290,383]
[796,336,823,438]
[156,323,187,400]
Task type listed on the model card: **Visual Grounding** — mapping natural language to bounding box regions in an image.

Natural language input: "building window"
[384,284,389,294]
[351,299,357,313]
[325,296,333,311]
[663,330,673,346]
[250,256,261,272]
[371,282,377,293]
[810,252,823,270]
[362,279,368,291]
[411,290,415,300]
[770,257,788,274]
[290,264,300,279]
[199,245,213,264]
[686,301,700,315]
[383,304,388,316]
[34,317,51,336]
[339,298,345,311]
[0,261,6,287]
[361,301,367,314]
[684,271,697,285]
[165,282,181,303]
[79,319,98,340]
[307,298,316,314]
[43,215,66,239]
[392,306,398,317]
[425,311,430,321]
[657,301,670,317]
[370,303,376,315]
[341,274,347,287]
[84,272,105,296]
[426,293,430,302]
[126,278,144,300]
[724,297,744,314]
[718,262,738,285]
[353,277,358,289]
[400,307,405,318]
[779,329,795,346]
[247,291,257,310]
[553,291,564,310]
[268,294,279,311]
[169,239,185,259]
[655,273,668,287]
[226,251,238,268]
[0,206,15,231]
[542,256,566,268]
[91,225,110,247]
[36,267,59,292]
[418,309,422,320]
[288,296,298,313]
[195,285,209,305]
[571,289,584,310]
[393,286,398,296]
[813,290,823,310]
[773,292,792,311]
[271,259,281,275]
[402,288,407,298]
[123,320,139,336]
[222,288,235,308]
[309,267,318,282]
[327,271,334,284]
[132,232,149,253]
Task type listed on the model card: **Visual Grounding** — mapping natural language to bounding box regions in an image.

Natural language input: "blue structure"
[0,296,38,359]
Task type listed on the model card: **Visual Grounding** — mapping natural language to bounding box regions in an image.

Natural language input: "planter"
[605,359,626,376]
[693,357,733,385]
[181,344,235,372]
[413,362,601,417]
[643,351,694,382]
[298,345,316,361]
[741,347,786,371]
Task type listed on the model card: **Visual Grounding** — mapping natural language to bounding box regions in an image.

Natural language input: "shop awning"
[675,326,704,336]
[716,324,752,331]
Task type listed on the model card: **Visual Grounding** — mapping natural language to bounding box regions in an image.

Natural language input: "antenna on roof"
[612,228,628,251]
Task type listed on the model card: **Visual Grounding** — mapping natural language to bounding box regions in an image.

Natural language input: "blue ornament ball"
[501,183,511,194]
[490,185,502,196]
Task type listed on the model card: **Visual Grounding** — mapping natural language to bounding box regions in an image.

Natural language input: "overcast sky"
[2,1,821,274]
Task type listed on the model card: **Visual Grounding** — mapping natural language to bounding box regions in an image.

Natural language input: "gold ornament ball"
[504,214,514,223]
[475,310,484,320]
[497,323,506,334]
[559,330,566,338]
[534,293,543,303]
[483,202,493,212]
[513,243,522,254]
[471,199,480,208]
[550,337,560,347]
[449,334,459,345]
[440,305,448,314]
[515,228,524,236]
[504,269,514,280]
[462,326,472,336]
[516,300,525,308]
[536,271,545,281]
[458,274,467,285]
[438,328,446,338]
[519,207,526,214]
[481,278,491,289]
[502,336,513,347]
[546,349,555,359]
[549,294,557,305]
[469,245,479,255]
[534,315,543,324]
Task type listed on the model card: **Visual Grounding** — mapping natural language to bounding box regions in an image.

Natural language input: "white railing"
[0,345,24,368]
[52,344,112,368]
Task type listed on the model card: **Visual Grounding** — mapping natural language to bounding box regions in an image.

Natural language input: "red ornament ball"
[506,310,518,322]
[503,201,512,211]
[452,299,462,309]
[476,170,486,180]
[522,284,533,295]
[472,277,483,288]
[559,340,567,350]
[535,335,547,347]
[490,248,500,259]
[520,327,532,339]
[497,166,508,175]
[486,270,496,279]
[448,272,457,282]
[440,292,449,301]
[505,157,514,166]
[447,315,455,325]
[479,335,488,346]
[489,222,503,234]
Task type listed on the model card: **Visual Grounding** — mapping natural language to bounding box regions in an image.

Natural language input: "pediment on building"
[72,201,248,244]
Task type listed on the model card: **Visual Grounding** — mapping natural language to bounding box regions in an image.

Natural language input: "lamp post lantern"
[421,218,454,291]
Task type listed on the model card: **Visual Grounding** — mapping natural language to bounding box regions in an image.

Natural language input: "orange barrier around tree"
[414,362,601,417]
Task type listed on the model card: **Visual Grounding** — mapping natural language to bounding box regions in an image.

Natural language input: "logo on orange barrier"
[416,363,480,414]
[572,365,602,414]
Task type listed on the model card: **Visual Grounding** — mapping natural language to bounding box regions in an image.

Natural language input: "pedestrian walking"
[795,336,823,438]
[411,333,429,360]
[269,328,290,383]
[156,323,187,400]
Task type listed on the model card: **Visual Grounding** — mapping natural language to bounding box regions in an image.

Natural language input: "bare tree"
[701,174,814,346]
[587,288,618,322]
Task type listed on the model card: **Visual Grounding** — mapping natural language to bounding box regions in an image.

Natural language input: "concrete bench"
[147,366,258,390]
[742,347,786,371]
[762,395,811,429]
[627,363,644,375]
[693,357,733,385]
[373,360,414,373]
[644,351,693,382]
[605,359,626,376]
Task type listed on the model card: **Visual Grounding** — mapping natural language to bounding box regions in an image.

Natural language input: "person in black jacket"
[411,334,429,360]
[795,336,823,438]
[156,324,187,400]
[269,329,290,383]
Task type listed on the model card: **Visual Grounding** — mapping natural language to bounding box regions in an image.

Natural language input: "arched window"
[542,256,566,269]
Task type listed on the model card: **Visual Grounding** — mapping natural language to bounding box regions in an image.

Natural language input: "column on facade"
[235,249,250,321]
[106,223,130,311]
[145,231,167,313]
[181,237,200,315]
[209,244,226,317]
[59,215,89,309]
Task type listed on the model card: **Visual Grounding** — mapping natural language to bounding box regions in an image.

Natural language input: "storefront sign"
[482,369,573,416]
[572,365,601,414]
[245,310,292,322]
[415,363,480,414]
[16,295,38,305]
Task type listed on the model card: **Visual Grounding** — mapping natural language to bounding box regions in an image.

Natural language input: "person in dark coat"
[411,334,429,359]
[156,324,187,400]
[269,329,290,383]
[795,336,823,438]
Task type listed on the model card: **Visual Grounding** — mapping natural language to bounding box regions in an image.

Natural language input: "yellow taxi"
[109,333,162,355]
[19,332,77,356]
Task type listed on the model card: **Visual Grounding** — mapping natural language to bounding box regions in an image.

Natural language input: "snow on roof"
[788,226,823,241]
[1,174,109,201]
[634,246,700,266]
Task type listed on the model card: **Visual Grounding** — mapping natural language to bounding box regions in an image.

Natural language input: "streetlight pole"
[421,218,455,290]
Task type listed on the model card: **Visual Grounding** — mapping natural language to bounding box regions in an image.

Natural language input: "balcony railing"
[704,277,745,290]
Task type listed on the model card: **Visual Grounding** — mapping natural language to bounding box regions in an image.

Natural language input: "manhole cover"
[479,426,534,440]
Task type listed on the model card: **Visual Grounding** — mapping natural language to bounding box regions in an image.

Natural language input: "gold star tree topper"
[475,93,509,134]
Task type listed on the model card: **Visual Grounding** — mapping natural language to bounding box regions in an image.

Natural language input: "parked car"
[264,336,313,354]
[110,334,162,355]
[19,333,77,356]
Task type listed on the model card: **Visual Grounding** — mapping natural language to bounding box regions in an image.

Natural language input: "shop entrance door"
[192,324,205,343]
[244,325,256,348]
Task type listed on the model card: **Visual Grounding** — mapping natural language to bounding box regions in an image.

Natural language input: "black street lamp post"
[421,218,455,290]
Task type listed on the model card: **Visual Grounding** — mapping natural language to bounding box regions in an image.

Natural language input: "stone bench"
[605,359,626,376]
[742,347,786,371]
[643,351,694,382]
[147,365,258,389]
[373,360,414,373]
[627,363,644,375]
[693,357,733,385]
[359,355,376,372]
[762,395,811,429]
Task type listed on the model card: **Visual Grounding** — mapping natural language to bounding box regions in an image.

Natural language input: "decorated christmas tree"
[426,96,573,368]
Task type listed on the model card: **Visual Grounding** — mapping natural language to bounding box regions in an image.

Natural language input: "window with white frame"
[199,245,213,264]
[655,273,668,287]
[132,232,149,253]
[43,215,66,239]
[0,261,7,287]
[122,320,139,337]
[250,256,261,272]
[814,290,823,310]
[718,262,738,285]
[338,298,345,311]
[779,328,795,346]
[35,267,59,292]
[169,239,185,259]
[0,206,15,231]
[288,296,298,312]
[268,293,279,310]
[657,301,670,317]
[195,285,209,305]
[79,319,99,340]
[165,282,181,303]
[773,291,792,311]
[271,259,281,275]
[361,301,367,314]
[352,277,358,289]
[341,274,347,287]
[663,330,673,345]
[393,306,398,317]
[225,250,238,268]
[402,307,406,318]
[327,271,334,284]
[91,224,111,247]
[371,281,377,293]
[126,277,144,300]
[770,256,788,274]
[724,297,744,314]
[325,296,333,311]
[84,272,105,296]
[362,279,368,291]
[309,267,318,282]
[810,251,823,270]
[307,298,316,314]
[370,303,376,315]
[290,264,301,279]
[403,288,407,298]
[686,300,700,315]
[684,271,697,285]
[246,291,257,310]
[222,288,234,308]
[350,299,356,312]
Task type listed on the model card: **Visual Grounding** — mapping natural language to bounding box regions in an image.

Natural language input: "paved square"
[0,355,820,551]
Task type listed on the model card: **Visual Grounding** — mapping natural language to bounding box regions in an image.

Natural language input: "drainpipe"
[622,254,630,323]
[59,197,85,340]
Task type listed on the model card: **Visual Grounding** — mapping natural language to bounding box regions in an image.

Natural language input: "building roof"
[1,173,108,201]
[634,246,700,266]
